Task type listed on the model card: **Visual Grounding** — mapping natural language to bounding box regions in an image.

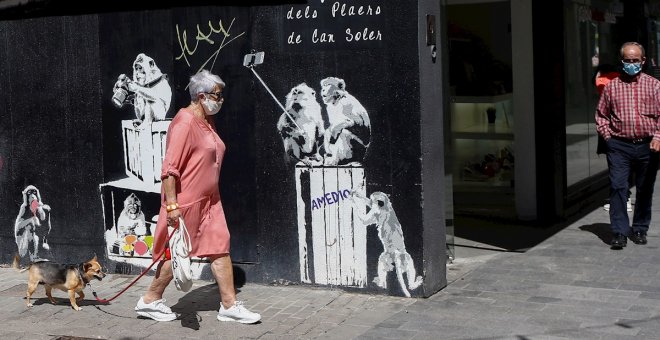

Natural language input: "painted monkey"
[351,190,423,297]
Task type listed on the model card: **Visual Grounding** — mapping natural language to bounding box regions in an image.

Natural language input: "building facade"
[2,0,659,297]
[0,0,446,297]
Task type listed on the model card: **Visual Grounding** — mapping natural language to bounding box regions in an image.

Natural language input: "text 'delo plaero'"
[286,2,381,20]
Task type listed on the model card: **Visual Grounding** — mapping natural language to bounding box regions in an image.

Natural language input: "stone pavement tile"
[583,285,642,298]
[617,296,660,310]
[441,288,482,298]
[291,305,320,318]
[633,320,660,339]
[470,319,548,339]
[592,307,655,321]
[409,331,455,340]
[612,317,660,335]
[495,299,545,311]
[270,312,294,322]
[444,277,470,289]
[304,321,340,338]
[583,322,641,337]
[508,271,581,286]
[260,307,284,319]
[435,294,496,307]
[576,279,625,290]
[628,305,657,313]
[638,291,660,300]
[464,278,543,294]
[311,324,369,339]
[619,276,657,287]
[524,314,581,332]
[401,299,452,314]
[10,333,53,340]
[526,296,562,304]
[281,304,305,315]
[468,266,513,276]
[256,334,296,340]
[406,324,491,340]
[530,284,633,305]
[356,327,417,340]
[398,320,464,334]
[260,322,299,336]
[288,317,325,336]
[620,283,660,293]
[538,304,612,322]
[306,313,353,326]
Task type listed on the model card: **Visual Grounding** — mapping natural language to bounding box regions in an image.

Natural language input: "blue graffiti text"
[311,189,351,210]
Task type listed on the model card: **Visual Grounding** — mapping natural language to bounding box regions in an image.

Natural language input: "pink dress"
[152,108,230,260]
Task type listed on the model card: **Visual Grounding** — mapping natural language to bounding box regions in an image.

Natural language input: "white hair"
[188,69,225,101]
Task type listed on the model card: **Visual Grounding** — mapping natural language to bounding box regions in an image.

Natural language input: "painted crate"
[121,120,169,185]
[295,165,367,287]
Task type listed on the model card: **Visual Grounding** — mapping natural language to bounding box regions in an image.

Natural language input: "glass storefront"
[446,0,515,217]
[564,0,616,187]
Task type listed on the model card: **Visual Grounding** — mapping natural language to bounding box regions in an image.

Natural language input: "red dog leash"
[89,225,178,303]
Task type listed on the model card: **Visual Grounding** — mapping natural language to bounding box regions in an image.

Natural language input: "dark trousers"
[606,138,659,235]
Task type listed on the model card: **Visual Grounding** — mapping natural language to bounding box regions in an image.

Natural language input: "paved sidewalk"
[3,192,660,339]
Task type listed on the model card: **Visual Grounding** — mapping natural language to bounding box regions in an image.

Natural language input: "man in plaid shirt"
[596,41,660,250]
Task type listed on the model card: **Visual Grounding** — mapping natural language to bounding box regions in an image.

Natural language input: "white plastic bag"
[168,217,193,292]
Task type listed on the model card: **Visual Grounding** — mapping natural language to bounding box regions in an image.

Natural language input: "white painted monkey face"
[123,193,142,218]
[132,53,163,86]
[286,83,317,112]
[22,186,39,206]
[320,77,345,104]
[369,192,390,210]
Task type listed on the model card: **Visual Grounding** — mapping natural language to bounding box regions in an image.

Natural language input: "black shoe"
[611,233,627,249]
[630,231,648,245]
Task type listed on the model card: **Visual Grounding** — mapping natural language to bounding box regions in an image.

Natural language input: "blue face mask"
[623,62,642,76]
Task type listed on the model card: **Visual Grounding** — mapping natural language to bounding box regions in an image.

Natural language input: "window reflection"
[564,2,609,187]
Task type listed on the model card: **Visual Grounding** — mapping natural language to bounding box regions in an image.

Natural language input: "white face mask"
[202,96,221,115]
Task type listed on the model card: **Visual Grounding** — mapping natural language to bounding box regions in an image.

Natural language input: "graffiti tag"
[175,18,246,73]
[311,189,351,210]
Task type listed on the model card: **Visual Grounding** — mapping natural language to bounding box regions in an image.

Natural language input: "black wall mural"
[250,2,423,295]
[0,1,427,297]
[0,16,104,263]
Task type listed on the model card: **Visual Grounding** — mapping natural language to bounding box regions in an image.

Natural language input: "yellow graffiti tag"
[175,18,246,74]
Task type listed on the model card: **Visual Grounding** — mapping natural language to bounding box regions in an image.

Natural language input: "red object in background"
[164,247,171,260]
[31,199,39,216]
[134,240,149,256]
[596,71,619,95]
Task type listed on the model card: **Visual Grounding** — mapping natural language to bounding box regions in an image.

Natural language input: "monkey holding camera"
[112,53,172,128]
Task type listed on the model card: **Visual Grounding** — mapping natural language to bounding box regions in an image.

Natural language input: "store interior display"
[450,95,514,190]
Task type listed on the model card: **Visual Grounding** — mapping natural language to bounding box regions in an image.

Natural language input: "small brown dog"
[13,254,106,311]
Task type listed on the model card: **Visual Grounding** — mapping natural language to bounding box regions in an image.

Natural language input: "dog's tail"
[12,254,28,273]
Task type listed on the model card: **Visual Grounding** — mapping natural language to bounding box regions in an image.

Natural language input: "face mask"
[623,62,642,76]
[202,96,221,115]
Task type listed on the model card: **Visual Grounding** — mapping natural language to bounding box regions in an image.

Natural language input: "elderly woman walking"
[134,69,261,324]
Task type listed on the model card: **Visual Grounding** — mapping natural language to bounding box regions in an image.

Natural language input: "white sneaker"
[135,297,177,321]
[217,301,261,324]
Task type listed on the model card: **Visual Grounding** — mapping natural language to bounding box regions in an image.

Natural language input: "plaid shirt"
[596,72,660,141]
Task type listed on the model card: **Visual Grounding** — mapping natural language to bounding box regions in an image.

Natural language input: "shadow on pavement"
[453,215,570,252]
[169,265,247,330]
[170,283,217,330]
[578,223,613,245]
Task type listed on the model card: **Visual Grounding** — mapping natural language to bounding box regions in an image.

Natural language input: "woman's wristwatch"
[166,202,179,212]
